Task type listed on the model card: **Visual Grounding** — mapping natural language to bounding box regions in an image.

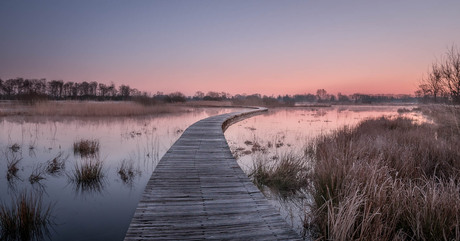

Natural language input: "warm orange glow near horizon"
[1,1,459,97]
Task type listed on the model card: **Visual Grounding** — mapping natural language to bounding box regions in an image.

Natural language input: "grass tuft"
[6,156,21,182]
[117,160,140,184]
[70,159,105,193]
[73,139,99,157]
[250,152,309,196]
[9,144,20,153]
[45,153,66,175]
[0,191,54,241]
[29,167,45,184]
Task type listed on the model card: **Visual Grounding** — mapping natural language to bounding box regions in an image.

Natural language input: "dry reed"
[250,152,309,196]
[306,113,460,241]
[70,159,105,194]
[0,192,54,241]
[73,139,99,157]
[2,101,189,117]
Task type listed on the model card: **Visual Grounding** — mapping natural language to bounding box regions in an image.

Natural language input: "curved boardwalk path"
[124,108,300,240]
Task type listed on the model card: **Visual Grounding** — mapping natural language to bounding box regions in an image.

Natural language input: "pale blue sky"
[1,1,459,95]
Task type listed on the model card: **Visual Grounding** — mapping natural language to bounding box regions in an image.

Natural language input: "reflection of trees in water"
[312,109,327,117]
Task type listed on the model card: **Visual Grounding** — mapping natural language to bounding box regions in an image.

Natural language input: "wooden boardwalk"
[124,108,300,240]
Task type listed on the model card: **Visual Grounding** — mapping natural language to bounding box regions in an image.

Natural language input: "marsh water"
[0,105,425,240]
[0,107,243,241]
[224,105,425,237]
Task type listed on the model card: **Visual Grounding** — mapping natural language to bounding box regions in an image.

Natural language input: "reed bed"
[2,101,189,117]
[0,192,54,241]
[306,115,460,240]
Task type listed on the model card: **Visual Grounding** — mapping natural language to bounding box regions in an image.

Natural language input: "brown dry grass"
[0,101,190,117]
[306,112,460,241]
[73,139,99,157]
[0,192,54,241]
[250,152,309,196]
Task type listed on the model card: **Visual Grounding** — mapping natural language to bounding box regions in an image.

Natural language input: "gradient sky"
[1,1,460,96]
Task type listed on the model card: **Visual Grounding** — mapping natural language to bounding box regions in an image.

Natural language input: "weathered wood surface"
[125,108,300,240]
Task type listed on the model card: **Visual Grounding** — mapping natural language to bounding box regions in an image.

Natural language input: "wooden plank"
[124,108,301,240]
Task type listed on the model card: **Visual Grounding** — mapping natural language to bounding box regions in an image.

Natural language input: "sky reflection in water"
[0,107,242,241]
[224,105,426,236]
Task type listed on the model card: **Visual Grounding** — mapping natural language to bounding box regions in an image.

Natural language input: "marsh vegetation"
[73,139,100,157]
[306,111,460,240]
[225,105,454,239]
[0,107,241,240]
[0,191,54,241]
[70,159,105,194]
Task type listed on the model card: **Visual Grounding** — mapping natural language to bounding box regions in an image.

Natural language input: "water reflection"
[0,107,244,241]
[117,159,142,188]
[69,158,107,197]
[225,105,426,238]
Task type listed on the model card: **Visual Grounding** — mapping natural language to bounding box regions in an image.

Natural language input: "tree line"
[416,46,460,104]
[0,77,418,105]
[0,78,142,101]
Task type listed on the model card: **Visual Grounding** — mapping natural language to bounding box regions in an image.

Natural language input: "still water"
[224,105,425,237]
[0,107,243,241]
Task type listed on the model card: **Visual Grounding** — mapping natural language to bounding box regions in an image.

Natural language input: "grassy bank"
[0,101,191,117]
[244,105,460,240]
[306,105,460,240]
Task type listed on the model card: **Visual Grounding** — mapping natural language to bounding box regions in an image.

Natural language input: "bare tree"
[442,47,460,103]
[419,62,445,102]
[316,89,328,102]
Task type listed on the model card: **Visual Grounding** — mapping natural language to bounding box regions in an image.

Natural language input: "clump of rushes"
[70,159,104,193]
[117,160,139,184]
[9,143,20,153]
[73,139,99,157]
[29,166,45,184]
[306,116,460,241]
[46,153,66,175]
[7,157,21,182]
[0,191,54,241]
[250,152,309,196]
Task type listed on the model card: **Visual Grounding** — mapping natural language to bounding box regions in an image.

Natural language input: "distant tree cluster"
[416,46,460,104]
[0,77,418,106]
[0,78,144,102]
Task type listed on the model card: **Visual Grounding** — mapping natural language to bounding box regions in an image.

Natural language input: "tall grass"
[2,101,189,117]
[0,192,54,241]
[250,152,309,196]
[70,159,105,194]
[306,115,460,240]
[73,139,99,157]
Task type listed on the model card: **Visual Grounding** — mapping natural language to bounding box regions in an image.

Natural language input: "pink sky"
[1,1,459,96]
